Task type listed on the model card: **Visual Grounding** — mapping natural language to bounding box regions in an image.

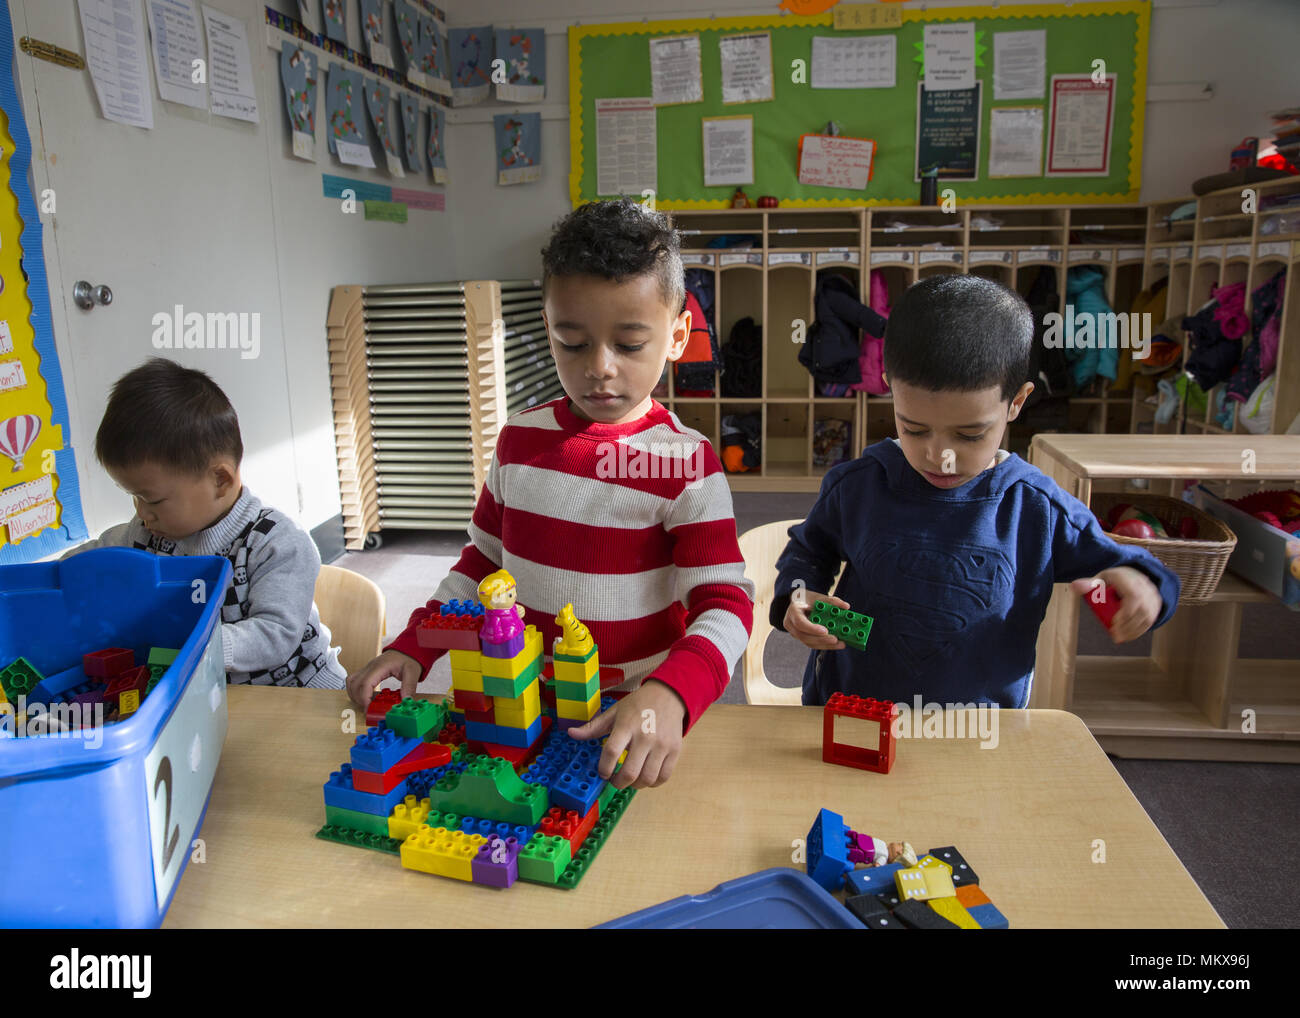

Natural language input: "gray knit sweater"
[67,488,346,688]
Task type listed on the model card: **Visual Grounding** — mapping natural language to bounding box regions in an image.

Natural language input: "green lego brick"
[517,833,572,885]
[423,754,548,826]
[481,658,541,699]
[422,810,462,831]
[325,804,392,836]
[0,657,42,701]
[386,697,447,740]
[147,647,180,668]
[315,825,402,855]
[554,675,600,701]
[598,781,617,815]
[809,601,873,651]
[556,788,635,890]
[552,645,597,665]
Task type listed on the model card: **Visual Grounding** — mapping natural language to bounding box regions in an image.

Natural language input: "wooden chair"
[313,564,387,676]
[738,520,806,705]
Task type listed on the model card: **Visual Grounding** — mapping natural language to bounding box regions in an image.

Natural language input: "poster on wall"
[402,95,423,172]
[360,0,392,69]
[449,26,492,106]
[1046,74,1115,177]
[494,112,540,185]
[279,42,317,161]
[428,105,447,183]
[0,0,88,561]
[365,81,403,177]
[327,64,374,167]
[915,81,981,181]
[321,0,346,45]
[989,106,1043,178]
[495,28,545,103]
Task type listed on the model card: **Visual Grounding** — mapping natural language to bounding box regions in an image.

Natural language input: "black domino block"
[927,845,979,887]
[893,899,960,930]
[844,894,904,929]
[876,889,902,910]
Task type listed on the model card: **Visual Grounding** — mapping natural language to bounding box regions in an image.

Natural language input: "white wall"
[445,0,1300,278]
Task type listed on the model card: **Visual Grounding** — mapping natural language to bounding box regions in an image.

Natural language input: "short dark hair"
[95,358,243,475]
[883,274,1033,401]
[541,199,685,314]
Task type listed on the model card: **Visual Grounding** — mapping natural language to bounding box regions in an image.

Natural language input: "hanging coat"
[1064,266,1120,388]
[800,273,886,386]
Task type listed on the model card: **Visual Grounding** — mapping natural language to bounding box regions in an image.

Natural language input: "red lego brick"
[366,688,403,728]
[83,648,134,680]
[351,741,451,793]
[463,704,496,724]
[415,615,482,651]
[466,716,551,769]
[823,693,898,774]
[597,667,625,690]
[103,665,150,706]
[436,722,467,747]
[539,801,600,856]
[350,766,407,794]
[452,689,491,713]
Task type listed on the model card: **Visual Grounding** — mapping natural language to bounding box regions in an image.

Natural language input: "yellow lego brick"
[553,655,598,683]
[388,795,432,841]
[399,826,486,881]
[481,647,542,680]
[556,690,600,721]
[928,895,980,929]
[118,690,140,716]
[0,684,9,706]
[493,683,541,727]
[448,649,481,672]
[451,667,483,693]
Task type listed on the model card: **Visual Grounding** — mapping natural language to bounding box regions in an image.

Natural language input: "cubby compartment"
[768,209,861,249]
[864,396,897,448]
[767,264,814,399]
[719,403,764,478]
[765,402,811,477]
[812,401,857,475]
[673,401,720,455]
[717,265,764,399]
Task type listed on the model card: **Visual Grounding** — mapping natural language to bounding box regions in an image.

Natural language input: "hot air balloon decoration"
[0,413,41,472]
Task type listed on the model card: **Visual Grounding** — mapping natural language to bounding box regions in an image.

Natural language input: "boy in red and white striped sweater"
[348,199,755,789]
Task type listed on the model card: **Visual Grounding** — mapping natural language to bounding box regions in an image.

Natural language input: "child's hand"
[569,679,685,789]
[346,649,423,709]
[782,591,850,651]
[1071,566,1162,643]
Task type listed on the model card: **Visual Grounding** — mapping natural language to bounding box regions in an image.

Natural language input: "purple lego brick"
[555,717,586,734]
[480,632,525,659]
[71,691,103,707]
[848,847,867,864]
[471,836,521,888]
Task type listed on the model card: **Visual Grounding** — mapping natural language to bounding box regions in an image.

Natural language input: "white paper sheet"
[924,22,975,91]
[719,32,774,104]
[988,107,1043,178]
[798,135,875,190]
[1047,74,1115,176]
[336,139,376,169]
[702,116,752,187]
[78,0,155,128]
[811,34,895,90]
[146,0,206,109]
[201,6,259,122]
[650,34,703,106]
[596,97,657,197]
[993,29,1046,101]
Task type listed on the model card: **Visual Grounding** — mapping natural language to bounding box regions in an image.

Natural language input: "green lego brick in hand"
[386,697,447,740]
[809,601,873,650]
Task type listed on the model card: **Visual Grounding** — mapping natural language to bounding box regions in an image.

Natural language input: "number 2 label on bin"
[144,634,228,912]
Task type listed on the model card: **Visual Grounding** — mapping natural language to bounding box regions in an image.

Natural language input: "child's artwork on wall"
[296,0,319,34]
[280,42,318,162]
[494,28,545,103]
[494,112,541,185]
[321,0,346,44]
[428,106,447,183]
[450,26,492,106]
[365,81,403,176]
[402,95,424,172]
[327,64,374,168]
[409,9,434,88]
[361,0,393,69]
[416,14,451,97]
[430,18,451,95]
[395,0,418,74]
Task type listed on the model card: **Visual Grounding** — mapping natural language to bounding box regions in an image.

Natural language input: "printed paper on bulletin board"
[568,2,1148,209]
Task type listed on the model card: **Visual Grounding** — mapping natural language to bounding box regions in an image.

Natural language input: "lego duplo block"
[465,715,542,750]
[955,883,992,909]
[466,714,551,769]
[927,845,979,887]
[553,654,598,684]
[82,648,133,680]
[493,682,541,728]
[351,765,408,795]
[471,836,522,888]
[554,603,595,656]
[451,667,485,693]
[481,659,541,698]
[324,764,409,815]
[809,600,873,650]
[892,899,960,930]
[539,802,599,855]
[388,795,432,840]
[350,726,424,773]
[966,902,1009,929]
[459,815,538,846]
[118,690,141,717]
[366,688,403,728]
[103,666,149,706]
[806,808,853,892]
[147,647,180,668]
[399,826,487,881]
[928,895,980,930]
[436,721,467,747]
[554,788,635,890]
[823,693,898,774]
[415,603,483,651]
[480,630,525,660]
[386,697,447,740]
[550,762,604,816]
[452,688,491,713]
[315,825,402,855]
[325,803,392,837]
[1,656,44,700]
[518,833,572,885]
[554,674,600,701]
[423,754,548,826]
[448,649,481,672]
[556,690,600,722]
[845,894,904,930]
[463,704,496,724]
[481,627,541,677]
[844,862,905,897]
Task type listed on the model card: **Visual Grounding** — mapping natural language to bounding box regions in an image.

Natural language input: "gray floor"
[335,493,1300,928]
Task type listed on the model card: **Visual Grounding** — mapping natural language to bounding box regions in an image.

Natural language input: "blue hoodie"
[769,440,1180,708]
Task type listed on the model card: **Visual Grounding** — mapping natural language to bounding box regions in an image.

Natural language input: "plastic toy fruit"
[1115,506,1168,538]
[1113,519,1156,539]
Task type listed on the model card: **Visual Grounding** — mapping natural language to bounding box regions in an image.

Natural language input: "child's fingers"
[634,746,670,789]
[785,609,845,649]
[568,706,616,742]
[610,729,648,790]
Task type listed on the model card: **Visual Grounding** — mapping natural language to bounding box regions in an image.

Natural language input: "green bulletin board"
[568,2,1149,208]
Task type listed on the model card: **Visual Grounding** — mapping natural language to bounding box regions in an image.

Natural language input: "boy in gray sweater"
[67,358,345,688]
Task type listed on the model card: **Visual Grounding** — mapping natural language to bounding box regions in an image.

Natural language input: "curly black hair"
[883,274,1033,401]
[541,199,685,314]
[96,358,243,475]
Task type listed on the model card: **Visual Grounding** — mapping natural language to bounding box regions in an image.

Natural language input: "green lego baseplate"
[809,601,874,651]
[315,825,403,855]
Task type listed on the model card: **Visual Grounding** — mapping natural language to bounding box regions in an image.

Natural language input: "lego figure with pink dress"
[477,570,526,655]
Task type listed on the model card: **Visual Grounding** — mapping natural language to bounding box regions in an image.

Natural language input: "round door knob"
[73,280,113,310]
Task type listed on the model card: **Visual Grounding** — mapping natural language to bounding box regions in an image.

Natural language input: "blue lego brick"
[349,725,424,773]
[323,764,409,816]
[406,759,469,800]
[465,715,542,749]
[440,599,484,618]
[844,862,905,897]
[967,902,1009,929]
[806,808,852,893]
[459,815,538,845]
[550,764,605,815]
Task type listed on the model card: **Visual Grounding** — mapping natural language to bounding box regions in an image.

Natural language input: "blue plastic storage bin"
[0,548,232,928]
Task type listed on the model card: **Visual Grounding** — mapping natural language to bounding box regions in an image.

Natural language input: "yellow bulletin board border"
[568,2,1149,209]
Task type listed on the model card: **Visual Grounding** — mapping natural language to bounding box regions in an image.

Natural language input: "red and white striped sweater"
[386,396,756,729]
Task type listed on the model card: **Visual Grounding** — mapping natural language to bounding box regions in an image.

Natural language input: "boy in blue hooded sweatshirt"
[771,274,1180,708]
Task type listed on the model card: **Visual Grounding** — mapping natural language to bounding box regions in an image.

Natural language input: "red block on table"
[83,648,134,680]
[539,801,599,855]
[103,666,149,706]
[453,689,492,714]
[415,615,482,651]
[366,688,403,728]
[823,693,897,774]
[352,740,452,792]
[1084,584,1122,629]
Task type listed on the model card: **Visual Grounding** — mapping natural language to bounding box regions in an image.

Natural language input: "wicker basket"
[1091,493,1237,605]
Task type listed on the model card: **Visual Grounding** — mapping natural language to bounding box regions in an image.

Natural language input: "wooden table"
[1030,434,1300,762]
[162,687,1224,928]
